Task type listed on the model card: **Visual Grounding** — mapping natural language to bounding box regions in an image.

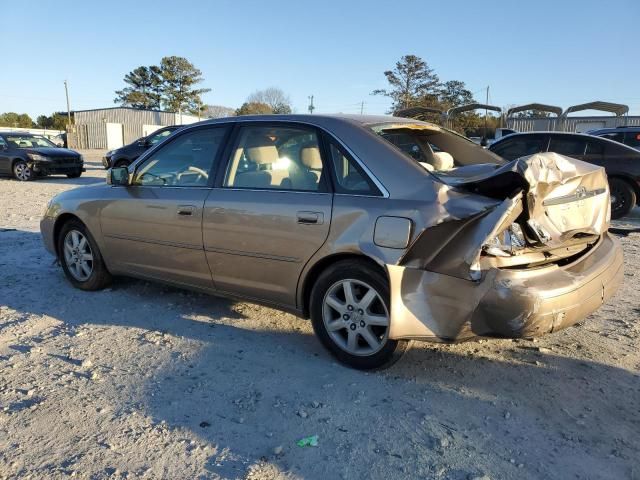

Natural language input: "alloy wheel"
[14,163,32,181]
[322,279,390,356]
[63,230,94,281]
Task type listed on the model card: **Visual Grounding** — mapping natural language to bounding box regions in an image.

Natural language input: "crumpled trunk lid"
[437,152,611,248]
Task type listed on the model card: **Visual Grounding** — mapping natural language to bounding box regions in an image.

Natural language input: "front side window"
[224,126,325,192]
[548,137,587,157]
[133,127,227,187]
[148,129,174,145]
[0,136,7,148]
[328,142,380,195]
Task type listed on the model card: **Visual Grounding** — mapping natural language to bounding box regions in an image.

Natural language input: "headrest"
[246,145,279,164]
[419,162,434,172]
[432,151,454,171]
[301,146,322,169]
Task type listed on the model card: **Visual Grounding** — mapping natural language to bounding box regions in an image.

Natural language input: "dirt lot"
[0,151,639,480]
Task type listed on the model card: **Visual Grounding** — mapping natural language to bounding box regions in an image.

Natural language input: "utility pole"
[64,80,72,129]
[360,101,364,115]
[308,95,315,114]
[484,85,489,144]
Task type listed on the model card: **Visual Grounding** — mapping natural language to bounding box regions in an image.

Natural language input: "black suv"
[102,125,182,169]
[489,131,640,219]
[0,132,84,181]
[587,126,640,151]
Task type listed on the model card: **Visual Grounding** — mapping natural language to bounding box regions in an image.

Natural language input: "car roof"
[490,130,640,153]
[589,126,640,133]
[199,113,423,128]
[0,131,35,136]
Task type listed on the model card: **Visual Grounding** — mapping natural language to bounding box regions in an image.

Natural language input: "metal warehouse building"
[71,107,200,150]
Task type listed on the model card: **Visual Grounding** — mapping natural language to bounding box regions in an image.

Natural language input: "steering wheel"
[176,166,209,183]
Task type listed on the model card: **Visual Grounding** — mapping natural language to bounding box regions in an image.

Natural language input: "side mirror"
[107,167,130,186]
[137,138,150,147]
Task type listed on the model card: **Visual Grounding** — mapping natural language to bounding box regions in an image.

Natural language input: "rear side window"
[490,136,547,161]
[224,125,326,192]
[328,142,381,196]
[548,137,587,157]
[624,131,640,149]
[599,132,625,144]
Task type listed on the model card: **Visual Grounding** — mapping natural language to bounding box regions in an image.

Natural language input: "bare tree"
[203,105,236,118]
[247,87,292,114]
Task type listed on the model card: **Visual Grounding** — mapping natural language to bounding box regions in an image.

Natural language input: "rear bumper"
[388,233,624,341]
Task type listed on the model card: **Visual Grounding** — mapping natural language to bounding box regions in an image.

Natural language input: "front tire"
[609,178,636,219]
[114,160,129,169]
[67,169,82,178]
[13,160,33,181]
[57,219,112,291]
[310,260,408,370]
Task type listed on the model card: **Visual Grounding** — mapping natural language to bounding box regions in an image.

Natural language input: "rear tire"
[13,160,33,181]
[609,178,636,219]
[310,260,408,370]
[57,219,112,291]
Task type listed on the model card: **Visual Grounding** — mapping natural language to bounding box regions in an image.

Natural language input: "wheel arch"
[608,174,640,204]
[52,213,85,258]
[11,157,26,169]
[299,252,388,318]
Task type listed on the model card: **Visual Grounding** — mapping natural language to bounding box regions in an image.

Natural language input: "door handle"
[297,211,323,225]
[177,205,196,216]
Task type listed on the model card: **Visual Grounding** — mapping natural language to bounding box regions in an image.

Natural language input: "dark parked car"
[102,125,182,169]
[489,131,640,218]
[0,132,84,181]
[587,126,640,151]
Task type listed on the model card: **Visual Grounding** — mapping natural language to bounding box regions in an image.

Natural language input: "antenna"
[308,95,315,114]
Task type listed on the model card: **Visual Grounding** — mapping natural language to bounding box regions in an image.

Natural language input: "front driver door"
[100,125,229,289]
[203,123,332,307]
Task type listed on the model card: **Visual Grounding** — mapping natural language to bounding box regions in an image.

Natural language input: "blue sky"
[4,0,639,119]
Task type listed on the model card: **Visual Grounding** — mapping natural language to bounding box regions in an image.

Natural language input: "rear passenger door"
[202,123,332,307]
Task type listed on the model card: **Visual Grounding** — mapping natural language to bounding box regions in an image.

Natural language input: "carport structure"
[560,101,629,131]
[444,103,502,129]
[506,103,563,131]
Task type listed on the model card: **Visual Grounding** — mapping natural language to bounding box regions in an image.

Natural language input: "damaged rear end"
[388,152,624,342]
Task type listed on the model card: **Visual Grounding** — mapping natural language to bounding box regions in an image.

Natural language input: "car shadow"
[36,174,105,186]
[1,230,639,480]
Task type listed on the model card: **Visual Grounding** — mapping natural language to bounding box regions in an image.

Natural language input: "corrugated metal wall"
[507,115,640,132]
[72,108,200,149]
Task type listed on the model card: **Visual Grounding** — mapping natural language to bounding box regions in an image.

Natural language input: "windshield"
[148,129,174,145]
[6,135,56,149]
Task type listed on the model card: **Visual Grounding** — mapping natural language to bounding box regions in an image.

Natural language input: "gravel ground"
[0,151,639,480]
